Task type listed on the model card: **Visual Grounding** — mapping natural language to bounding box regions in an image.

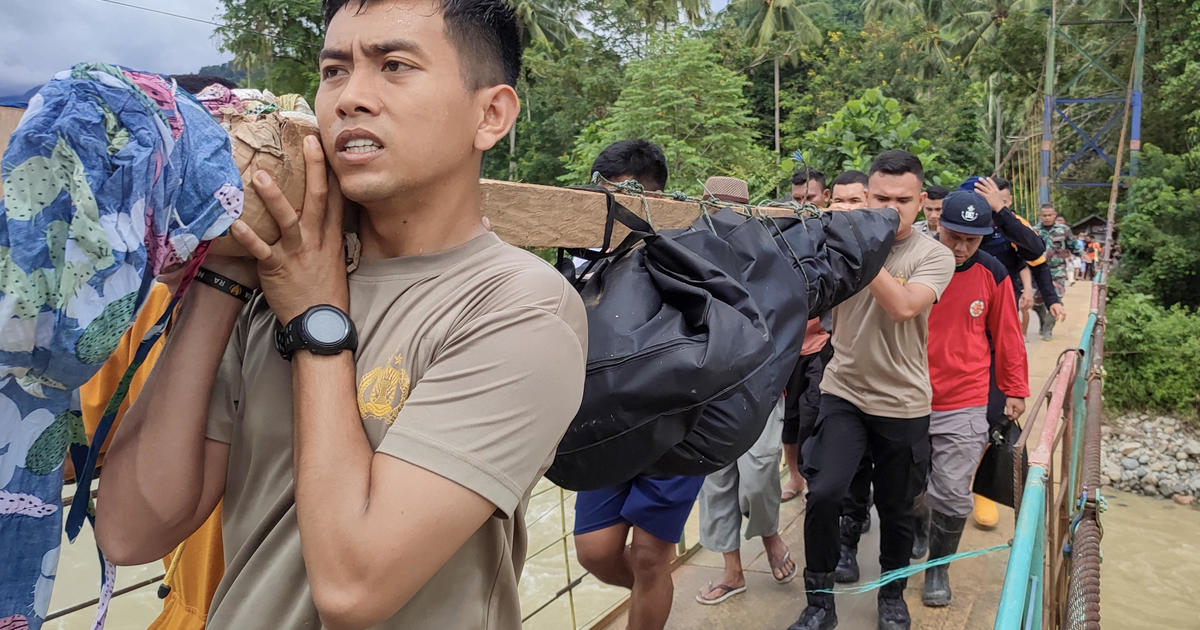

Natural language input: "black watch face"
[305,307,349,345]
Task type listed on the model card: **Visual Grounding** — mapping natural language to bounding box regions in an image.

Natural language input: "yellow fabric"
[148,503,225,630]
[77,283,173,465]
[79,282,225,629]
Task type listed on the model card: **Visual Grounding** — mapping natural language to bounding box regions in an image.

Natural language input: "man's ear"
[474,85,519,153]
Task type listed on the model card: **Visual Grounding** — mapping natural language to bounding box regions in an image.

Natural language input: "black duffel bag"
[645,208,808,475]
[647,207,899,476]
[545,193,774,490]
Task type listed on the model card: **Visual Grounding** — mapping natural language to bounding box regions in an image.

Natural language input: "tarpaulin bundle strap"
[0,63,242,630]
[555,185,653,285]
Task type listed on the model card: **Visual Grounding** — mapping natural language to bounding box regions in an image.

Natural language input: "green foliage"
[482,39,623,184]
[1148,0,1200,149]
[799,88,961,185]
[560,33,775,197]
[1104,292,1200,418]
[216,0,323,101]
[776,22,991,179]
[1111,158,1200,309]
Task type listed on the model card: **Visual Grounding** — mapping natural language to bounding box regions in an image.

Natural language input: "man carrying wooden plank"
[96,2,587,629]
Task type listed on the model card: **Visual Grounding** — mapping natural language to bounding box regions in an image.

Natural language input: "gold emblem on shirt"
[358,354,411,425]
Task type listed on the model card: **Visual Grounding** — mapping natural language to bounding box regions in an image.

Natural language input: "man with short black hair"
[828,169,869,209]
[914,185,949,235]
[591,139,669,191]
[97,2,588,629]
[921,191,1028,608]
[969,176,1063,528]
[793,168,830,206]
[789,150,954,630]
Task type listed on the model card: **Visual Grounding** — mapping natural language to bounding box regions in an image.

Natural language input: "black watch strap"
[274,305,358,361]
[195,268,254,303]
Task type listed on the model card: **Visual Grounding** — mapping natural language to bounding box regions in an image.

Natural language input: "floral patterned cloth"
[0,63,242,630]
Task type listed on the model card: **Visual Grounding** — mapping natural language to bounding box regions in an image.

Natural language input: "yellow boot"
[972,494,999,529]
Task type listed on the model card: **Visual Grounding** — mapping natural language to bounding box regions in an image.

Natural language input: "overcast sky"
[0,0,231,98]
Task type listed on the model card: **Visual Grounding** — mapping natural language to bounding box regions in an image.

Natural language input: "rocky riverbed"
[1101,413,1200,505]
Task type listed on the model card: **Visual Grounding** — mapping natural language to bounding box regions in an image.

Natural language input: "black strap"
[557,186,656,287]
[567,185,654,252]
[194,267,254,303]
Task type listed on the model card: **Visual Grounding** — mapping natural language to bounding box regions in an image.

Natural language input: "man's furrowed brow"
[319,47,352,62]
[319,39,422,62]
[370,38,424,57]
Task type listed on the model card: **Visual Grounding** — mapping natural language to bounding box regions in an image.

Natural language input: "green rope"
[809,543,1012,595]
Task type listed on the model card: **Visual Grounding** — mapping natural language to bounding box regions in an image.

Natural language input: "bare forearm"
[1019,267,1032,295]
[292,353,376,609]
[96,289,239,560]
[867,269,927,322]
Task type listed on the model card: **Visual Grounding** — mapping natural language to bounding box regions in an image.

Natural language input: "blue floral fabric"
[0,64,242,630]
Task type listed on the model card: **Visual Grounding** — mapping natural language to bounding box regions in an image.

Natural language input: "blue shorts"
[573,475,705,544]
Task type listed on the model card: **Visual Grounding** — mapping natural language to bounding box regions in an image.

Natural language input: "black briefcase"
[973,420,1029,508]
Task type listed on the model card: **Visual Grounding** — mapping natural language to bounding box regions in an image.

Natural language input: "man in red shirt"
[923,190,1029,607]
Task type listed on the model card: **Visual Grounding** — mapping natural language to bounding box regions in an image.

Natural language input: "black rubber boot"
[788,569,838,630]
[911,495,930,559]
[922,511,966,607]
[877,580,911,630]
[833,516,863,583]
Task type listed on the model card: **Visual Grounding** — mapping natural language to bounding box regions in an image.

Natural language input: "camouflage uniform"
[1033,222,1080,338]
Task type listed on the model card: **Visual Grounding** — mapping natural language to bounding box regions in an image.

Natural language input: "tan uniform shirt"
[204,232,588,629]
[820,231,954,418]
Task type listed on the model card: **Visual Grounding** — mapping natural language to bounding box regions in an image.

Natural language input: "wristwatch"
[275,305,358,361]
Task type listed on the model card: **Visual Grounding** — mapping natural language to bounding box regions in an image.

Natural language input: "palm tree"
[862,0,961,78]
[513,0,585,49]
[731,0,830,158]
[863,0,1041,68]
[628,0,709,30]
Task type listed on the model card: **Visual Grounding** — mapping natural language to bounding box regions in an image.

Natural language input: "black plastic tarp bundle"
[546,194,898,490]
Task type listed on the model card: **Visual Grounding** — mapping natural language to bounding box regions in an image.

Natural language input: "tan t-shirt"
[820,231,954,418]
[204,232,588,629]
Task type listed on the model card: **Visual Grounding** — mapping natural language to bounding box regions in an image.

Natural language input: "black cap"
[939,190,993,235]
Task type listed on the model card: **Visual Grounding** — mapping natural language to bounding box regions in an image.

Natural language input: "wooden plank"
[1,105,798,248]
[481,179,796,248]
[0,106,25,196]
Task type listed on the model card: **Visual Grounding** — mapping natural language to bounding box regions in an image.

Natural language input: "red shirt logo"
[969,299,985,318]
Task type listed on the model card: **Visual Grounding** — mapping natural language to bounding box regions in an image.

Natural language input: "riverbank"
[1101,412,1200,504]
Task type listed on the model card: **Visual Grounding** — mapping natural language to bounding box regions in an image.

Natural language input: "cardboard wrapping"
[209,112,319,256]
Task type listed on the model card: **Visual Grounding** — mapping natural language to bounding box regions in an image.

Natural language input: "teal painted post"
[1030,507,1046,630]
[996,467,1048,629]
[1069,313,1098,497]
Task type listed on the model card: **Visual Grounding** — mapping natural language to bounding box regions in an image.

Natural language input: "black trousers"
[782,341,834,452]
[841,456,873,536]
[802,394,931,576]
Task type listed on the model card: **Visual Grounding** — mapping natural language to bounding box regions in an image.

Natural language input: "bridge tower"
[1039,0,1146,204]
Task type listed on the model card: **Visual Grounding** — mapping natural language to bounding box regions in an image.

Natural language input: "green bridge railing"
[994,273,1110,630]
